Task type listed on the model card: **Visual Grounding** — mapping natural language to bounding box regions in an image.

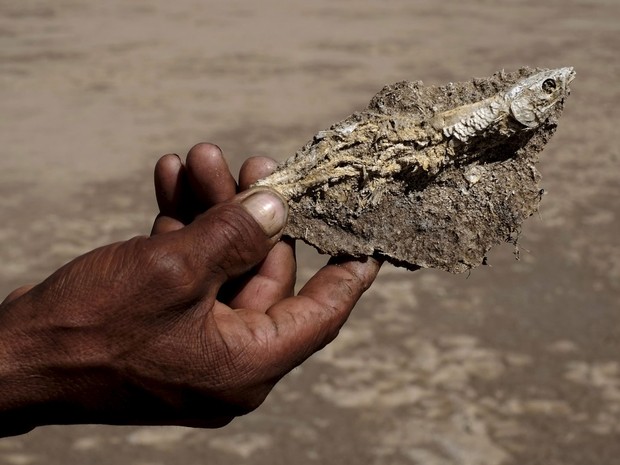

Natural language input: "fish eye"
[542,78,557,93]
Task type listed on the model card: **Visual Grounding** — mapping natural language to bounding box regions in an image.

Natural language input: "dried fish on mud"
[254,67,575,273]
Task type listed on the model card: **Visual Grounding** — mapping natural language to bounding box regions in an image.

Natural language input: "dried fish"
[255,67,575,272]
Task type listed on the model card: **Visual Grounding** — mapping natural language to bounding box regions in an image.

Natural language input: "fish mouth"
[555,67,576,95]
[562,66,576,85]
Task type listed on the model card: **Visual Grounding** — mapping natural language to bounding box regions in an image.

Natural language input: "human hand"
[150,143,298,310]
[0,143,381,436]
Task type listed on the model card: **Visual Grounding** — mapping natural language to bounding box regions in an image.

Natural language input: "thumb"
[180,188,288,284]
[235,188,289,240]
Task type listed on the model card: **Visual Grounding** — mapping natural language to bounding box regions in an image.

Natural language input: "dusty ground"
[1,0,619,464]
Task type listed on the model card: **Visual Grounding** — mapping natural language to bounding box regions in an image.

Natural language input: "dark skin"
[0,143,381,437]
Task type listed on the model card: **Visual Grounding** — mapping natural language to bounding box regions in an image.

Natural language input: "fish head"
[505,67,575,128]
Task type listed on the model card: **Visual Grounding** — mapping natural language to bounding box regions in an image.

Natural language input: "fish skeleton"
[255,67,575,201]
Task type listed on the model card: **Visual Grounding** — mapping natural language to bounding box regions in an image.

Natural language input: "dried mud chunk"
[255,67,575,273]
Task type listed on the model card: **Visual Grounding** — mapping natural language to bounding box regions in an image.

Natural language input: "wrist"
[0,296,71,435]
[0,314,40,435]
[0,289,159,433]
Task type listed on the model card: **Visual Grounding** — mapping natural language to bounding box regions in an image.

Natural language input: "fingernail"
[241,190,288,237]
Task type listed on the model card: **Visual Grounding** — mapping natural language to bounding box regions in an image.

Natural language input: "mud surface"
[1,1,619,464]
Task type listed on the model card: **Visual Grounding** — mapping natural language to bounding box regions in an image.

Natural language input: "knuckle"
[340,278,357,300]
[132,238,199,295]
[153,253,196,293]
[334,259,378,297]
